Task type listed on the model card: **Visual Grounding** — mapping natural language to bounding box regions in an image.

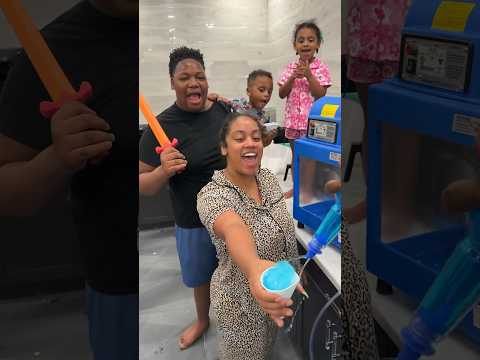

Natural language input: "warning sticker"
[321,104,339,118]
[329,152,341,162]
[451,113,480,136]
[432,1,476,32]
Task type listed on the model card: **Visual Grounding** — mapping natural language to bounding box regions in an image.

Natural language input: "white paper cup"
[260,266,300,300]
[264,122,280,132]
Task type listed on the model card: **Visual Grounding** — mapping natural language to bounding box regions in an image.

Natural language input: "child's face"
[294,27,320,61]
[246,76,273,110]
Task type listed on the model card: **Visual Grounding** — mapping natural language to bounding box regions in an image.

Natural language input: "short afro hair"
[168,46,205,78]
[247,69,273,87]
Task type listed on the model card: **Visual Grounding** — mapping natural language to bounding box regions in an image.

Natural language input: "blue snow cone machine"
[367,0,480,347]
[293,96,342,250]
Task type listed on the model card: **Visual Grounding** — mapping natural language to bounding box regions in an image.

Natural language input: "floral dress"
[278,57,332,139]
[346,0,409,83]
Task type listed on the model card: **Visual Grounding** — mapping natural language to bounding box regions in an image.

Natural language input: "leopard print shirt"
[341,219,380,360]
[197,168,299,360]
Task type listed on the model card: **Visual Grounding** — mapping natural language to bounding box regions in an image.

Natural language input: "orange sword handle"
[155,138,178,155]
[39,81,93,118]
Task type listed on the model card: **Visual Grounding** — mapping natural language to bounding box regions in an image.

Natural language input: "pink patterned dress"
[346,0,409,83]
[278,57,332,140]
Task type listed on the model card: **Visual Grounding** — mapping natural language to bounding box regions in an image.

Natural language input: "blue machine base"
[293,200,341,250]
[368,226,480,345]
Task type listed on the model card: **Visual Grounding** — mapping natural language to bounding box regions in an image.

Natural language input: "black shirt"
[0,1,139,294]
[139,102,230,228]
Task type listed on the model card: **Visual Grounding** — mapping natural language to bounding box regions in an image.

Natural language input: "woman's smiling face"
[222,115,264,177]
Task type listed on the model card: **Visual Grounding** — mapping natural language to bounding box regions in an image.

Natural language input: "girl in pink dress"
[344,0,409,223]
[278,20,332,198]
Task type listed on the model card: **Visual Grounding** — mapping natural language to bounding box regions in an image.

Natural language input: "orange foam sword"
[0,0,92,118]
[139,93,178,154]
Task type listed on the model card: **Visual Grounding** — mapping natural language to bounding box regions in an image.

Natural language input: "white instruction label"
[474,302,480,329]
[329,152,341,162]
[452,113,480,136]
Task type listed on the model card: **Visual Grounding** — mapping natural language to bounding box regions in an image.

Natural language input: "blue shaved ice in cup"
[260,260,300,299]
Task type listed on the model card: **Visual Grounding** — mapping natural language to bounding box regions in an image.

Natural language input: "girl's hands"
[294,59,313,80]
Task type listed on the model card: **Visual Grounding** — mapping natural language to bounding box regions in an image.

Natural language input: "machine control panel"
[308,119,337,144]
[400,35,472,92]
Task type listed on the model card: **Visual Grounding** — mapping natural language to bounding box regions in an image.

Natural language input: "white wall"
[139,0,341,124]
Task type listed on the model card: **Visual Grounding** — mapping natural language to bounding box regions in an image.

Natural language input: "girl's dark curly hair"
[293,20,323,47]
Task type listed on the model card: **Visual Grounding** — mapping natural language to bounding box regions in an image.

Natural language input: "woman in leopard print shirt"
[324,179,380,359]
[342,218,380,359]
[197,112,303,359]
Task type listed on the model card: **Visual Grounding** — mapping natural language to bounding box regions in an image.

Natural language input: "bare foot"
[178,319,210,350]
[178,320,210,350]
[284,188,294,199]
[343,200,367,224]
